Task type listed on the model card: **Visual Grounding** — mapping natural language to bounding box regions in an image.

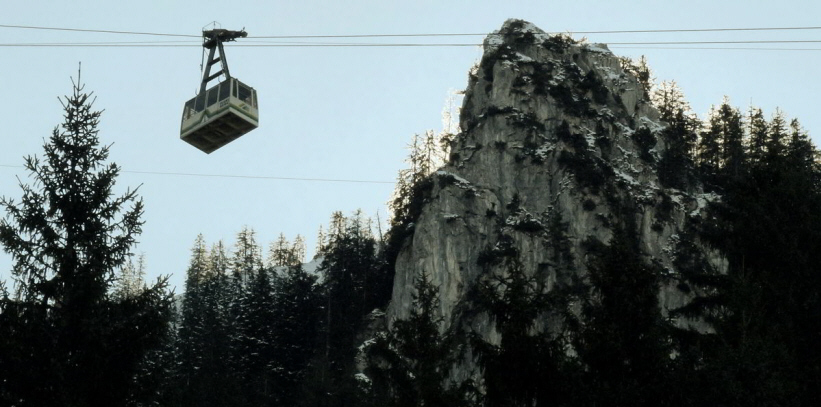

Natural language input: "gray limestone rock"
[385,19,724,380]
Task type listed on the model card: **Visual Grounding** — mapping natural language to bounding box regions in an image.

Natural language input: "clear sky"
[2,0,820,291]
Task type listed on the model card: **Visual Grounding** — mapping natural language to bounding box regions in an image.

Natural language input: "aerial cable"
[0,164,393,184]
[121,170,394,184]
[250,26,821,39]
[232,40,821,47]
[0,40,199,46]
[611,46,821,52]
[233,42,480,47]
[251,33,492,39]
[0,42,482,47]
[0,23,198,37]
[4,22,821,40]
[0,43,203,47]
[567,26,821,34]
[608,40,821,45]
[5,39,821,48]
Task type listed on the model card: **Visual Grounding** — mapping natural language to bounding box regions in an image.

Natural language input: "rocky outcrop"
[387,19,724,371]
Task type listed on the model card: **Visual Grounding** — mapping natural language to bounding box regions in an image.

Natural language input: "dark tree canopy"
[0,76,172,407]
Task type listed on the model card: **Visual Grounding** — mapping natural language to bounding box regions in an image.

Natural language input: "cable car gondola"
[180,29,259,153]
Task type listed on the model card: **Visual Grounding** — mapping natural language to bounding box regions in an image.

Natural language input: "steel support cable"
[0,23,198,37]
[4,22,821,40]
[0,164,393,184]
[5,38,821,48]
[251,26,821,38]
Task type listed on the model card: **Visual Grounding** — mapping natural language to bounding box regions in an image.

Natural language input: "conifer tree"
[316,211,387,406]
[175,237,239,407]
[439,90,461,155]
[266,233,307,269]
[176,235,210,386]
[700,107,821,405]
[271,263,322,405]
[115,253,147,300]
[698,106,724,184]
[787,118,815,170]
[651,80,688,122]
[175,238,208,405]
[389,128,447,231]
[717,102,745,181]
[472,257,576,407]
[206,239,230,279]
[366,270,467,407]
[237,263,278,406]
[202,241,240,405]
[0,76,172,407]
[128,312,179,407]
[622,55,654,98]
[268,233,293,268]
[291,234,307,264]
[575,222,672,407]
[653,81,698,190]
[766,110,788,161]
[316,224,327,254]
[226,227,264,404]
[667,101,821,404]
[231,226,263,288]
[746,107,769,165]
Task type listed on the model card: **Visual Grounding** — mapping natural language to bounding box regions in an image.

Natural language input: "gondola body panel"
[180,78,258,153]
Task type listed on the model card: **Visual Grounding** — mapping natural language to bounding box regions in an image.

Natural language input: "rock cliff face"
[387,20,723,367]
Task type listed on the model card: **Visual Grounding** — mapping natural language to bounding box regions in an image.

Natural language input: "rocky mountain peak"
[387,19,724,366]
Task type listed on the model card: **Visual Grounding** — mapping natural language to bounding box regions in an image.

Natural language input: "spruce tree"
[746,107,769,165]
[651,80,688,121]
[621,55,654,98]
[316,211,386,406]
[271,263,321,406]
[226,228,264,406]
[389,129,445,235]
[292,234,307,265]
[674,105,821,405]
[717,102,745,181]
[200,241,240,406]
[115,253,147,300]
[766,110,788,162]
[238,263,278,406]
[175,237,239,407]
[575,222,672,407]
[175,236,210,404]
[0,76,172,407]
[786,118,815,171]
[472,257,577,407]
[316,225,327,254]
[653,81,698,190]
[698,106,724,185]
[268,233,293,268]
[231,226,263,288]
[366,270,467,407]
[128,313,179,407]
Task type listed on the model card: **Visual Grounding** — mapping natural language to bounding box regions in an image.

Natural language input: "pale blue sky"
[2,1,820,291]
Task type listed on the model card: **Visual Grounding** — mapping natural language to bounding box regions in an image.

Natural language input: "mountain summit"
[387,19,723,378]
